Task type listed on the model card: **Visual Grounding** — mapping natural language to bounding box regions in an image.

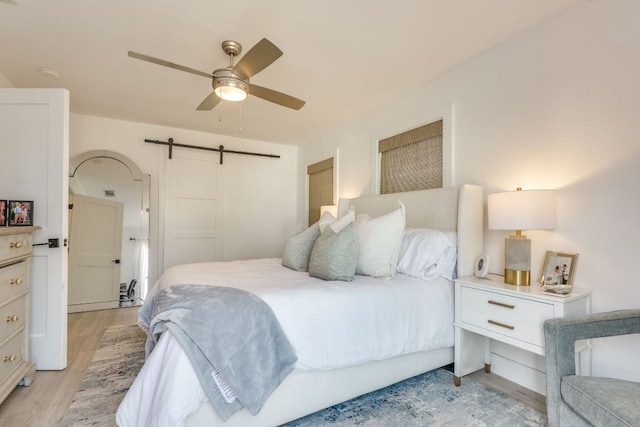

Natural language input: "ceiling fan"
[128,38,305,111]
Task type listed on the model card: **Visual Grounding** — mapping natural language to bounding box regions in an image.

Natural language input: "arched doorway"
[68,150,150,312]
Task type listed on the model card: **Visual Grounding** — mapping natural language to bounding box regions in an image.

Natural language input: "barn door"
[162,148,223,271]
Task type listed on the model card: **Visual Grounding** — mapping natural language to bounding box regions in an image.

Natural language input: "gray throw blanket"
[139,285,298,421]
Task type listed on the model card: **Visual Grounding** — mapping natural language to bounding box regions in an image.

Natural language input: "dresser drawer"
[0,297,27,344]
[0,233,32,266]
[0,331,24,381]
[0,261,29,302]
[460,286,554,347]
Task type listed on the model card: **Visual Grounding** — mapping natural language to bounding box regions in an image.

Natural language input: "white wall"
[70,113,298,285]
[297,0,640,386]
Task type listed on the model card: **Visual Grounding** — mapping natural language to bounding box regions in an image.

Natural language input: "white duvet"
[117,258,454,426]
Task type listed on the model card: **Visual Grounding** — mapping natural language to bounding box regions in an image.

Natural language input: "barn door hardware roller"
[145,138,280,165]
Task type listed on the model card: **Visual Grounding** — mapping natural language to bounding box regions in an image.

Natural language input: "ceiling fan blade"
[128,51,212,79]
[233,38,283,80]
[249,84,305,110]
[196,92,221,111]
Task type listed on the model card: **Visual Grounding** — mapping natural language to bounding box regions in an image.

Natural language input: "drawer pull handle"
[6,315,19,322]
[10,241,24,249]
[488,300,515,309]
[4,354,17,363]
[488,319,515,330]
[10,278,24,285]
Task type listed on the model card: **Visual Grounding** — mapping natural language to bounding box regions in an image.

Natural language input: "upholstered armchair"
[544,309,640,427]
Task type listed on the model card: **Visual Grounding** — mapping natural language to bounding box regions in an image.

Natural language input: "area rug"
[283,368,546,427]
[61,324,146,427]
[61,325,546,426]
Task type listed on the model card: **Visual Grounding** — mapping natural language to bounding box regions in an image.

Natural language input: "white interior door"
[0,89,69,370]
[68,194,123,313]
[162,148,223,271]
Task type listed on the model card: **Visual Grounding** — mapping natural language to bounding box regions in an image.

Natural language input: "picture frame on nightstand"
[540,250,579,287]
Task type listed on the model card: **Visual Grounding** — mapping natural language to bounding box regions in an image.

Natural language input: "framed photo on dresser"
[8,200,33,226]
[0,200,6,226]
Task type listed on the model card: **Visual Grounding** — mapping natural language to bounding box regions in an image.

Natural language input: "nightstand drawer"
[461,306,547,346]
[460,286,554,346]
[461,286,554,324]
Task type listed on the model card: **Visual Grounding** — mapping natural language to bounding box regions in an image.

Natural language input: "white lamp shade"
[488,190,557,231]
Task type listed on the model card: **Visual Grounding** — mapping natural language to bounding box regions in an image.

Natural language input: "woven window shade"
[379,120,443,194]
[307,158,334,225]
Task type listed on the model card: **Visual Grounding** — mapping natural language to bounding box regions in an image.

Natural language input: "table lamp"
[488,188,557,285]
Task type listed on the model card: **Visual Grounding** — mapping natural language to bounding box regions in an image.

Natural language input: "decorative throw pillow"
[396,228,458,281]
[355,202,406,278]
[281,222,320,272]
[308,223,359,281]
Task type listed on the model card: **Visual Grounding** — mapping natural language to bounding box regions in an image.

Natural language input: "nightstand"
[453,275,591,386]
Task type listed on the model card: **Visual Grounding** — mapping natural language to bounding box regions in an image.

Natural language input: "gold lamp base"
[504,268,531,286]
[504,234,532,286]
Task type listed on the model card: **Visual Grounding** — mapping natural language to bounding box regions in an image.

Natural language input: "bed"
[116,185,483,427]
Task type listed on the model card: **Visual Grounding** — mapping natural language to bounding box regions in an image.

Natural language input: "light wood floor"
[0,307,546,425]
[468,369,547,414]
[0,307,139,427]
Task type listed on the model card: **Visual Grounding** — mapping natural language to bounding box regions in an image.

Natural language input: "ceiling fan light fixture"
[213,76,248,102]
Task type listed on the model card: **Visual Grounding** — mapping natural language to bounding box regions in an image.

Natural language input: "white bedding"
[119,257,454,426]
[144,257,454,370]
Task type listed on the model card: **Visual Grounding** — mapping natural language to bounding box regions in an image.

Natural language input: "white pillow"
[355,202,405,278]
[328,208,355,233]
[318,211,337,233]
[318,208,355,234]
[396,228,458,281]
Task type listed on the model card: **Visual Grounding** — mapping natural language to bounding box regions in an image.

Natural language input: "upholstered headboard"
[337,185,484,278]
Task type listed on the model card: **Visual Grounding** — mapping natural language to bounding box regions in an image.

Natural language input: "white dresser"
[0,226,39,404]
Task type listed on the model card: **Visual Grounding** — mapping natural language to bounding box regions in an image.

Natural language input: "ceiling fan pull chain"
[239,103,242,133]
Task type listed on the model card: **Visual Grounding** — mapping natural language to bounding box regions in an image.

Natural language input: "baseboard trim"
[68,300,119,313]
[490,353,547,395]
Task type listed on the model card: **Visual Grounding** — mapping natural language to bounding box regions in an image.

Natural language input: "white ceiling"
[0,0,582,145]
